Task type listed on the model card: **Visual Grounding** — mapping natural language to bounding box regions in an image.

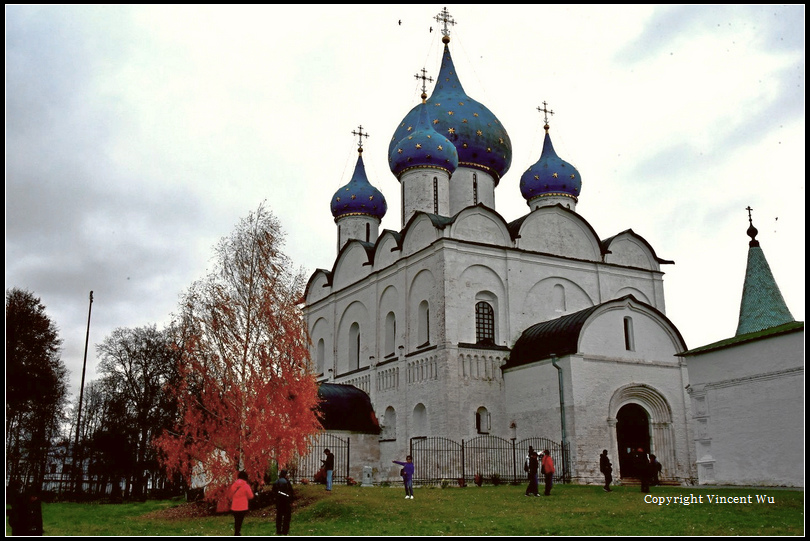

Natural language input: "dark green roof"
[677,321,804,357]
[735,245,795,335]
[317,383,380,434]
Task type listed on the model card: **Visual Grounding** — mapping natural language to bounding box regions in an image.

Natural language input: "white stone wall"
[685,330,804,487]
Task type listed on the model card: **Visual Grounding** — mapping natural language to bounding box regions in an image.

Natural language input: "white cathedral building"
[301,9,786,486]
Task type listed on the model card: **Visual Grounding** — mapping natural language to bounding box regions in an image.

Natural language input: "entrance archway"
[616,403,650,478]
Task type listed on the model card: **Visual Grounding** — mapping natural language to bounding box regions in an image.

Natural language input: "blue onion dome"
[519,126,582,204]
[331,150,387,221]
[388,38,511,184]
[389,101,459,179]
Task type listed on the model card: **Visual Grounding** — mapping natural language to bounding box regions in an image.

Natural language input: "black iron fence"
[410,435,570,486]
[290,433,351,485]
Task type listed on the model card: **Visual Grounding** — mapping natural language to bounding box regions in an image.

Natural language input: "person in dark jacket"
[650,454,662,486]
[7,482,43,536]
[272,469,294,535]
[524,450,540,496]
[600,449,613,492]
[633,448,651,493]
[321,448,335,492]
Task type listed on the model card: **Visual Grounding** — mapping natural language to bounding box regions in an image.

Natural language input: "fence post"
[511,439,517,484]
[347,437,351,483]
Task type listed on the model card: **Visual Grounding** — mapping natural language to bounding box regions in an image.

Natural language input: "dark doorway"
[616,403,650,478]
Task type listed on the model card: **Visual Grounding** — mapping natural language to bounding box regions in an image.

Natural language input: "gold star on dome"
[407,135,413,140]
[437,145,443,151]
[486,147,492,152]
[426,154,432,159]
[369,195,374,201]
[433,119,440,125]
[462,143,468,148]
[351,194,356,199]
[407,126,413,131]
[336,197,341,202]
[426,134,431,139]
[499,138,504,144]
[448,111,454,116]
[415,143,422,149]
[434,102,441,107]
[552,173,558,178]
[473,112,479,117]
[448,127,456,134]
[570,174,576,179]
[462,119,468,123]
[534,175,539,180]
[397,148,403,154]
[476,130,483,136]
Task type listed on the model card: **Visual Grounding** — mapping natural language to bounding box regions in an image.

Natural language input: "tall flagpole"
[73,291,93,494]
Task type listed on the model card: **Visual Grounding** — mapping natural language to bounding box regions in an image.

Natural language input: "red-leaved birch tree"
[155,203,321,499]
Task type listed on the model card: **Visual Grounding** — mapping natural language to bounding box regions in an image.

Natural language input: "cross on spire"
[537,101,554,131]
[415,68,434,102]
[745,205,759,246]
[746,205,754,224]
[352,125,369,152]
[434,7,456,38]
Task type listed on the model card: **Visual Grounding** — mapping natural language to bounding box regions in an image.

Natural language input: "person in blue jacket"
[393,455,415,499]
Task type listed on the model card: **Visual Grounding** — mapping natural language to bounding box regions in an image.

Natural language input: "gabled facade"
[304,8,696,484]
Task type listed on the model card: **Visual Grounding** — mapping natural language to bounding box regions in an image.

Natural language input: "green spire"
[735,208,794,336]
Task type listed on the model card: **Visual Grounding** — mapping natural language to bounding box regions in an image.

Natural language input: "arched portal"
[616,403,650,478]
[608,384,676,481]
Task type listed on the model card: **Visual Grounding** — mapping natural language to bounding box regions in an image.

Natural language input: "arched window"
[623,316,635,351]
[349,322,360,370]
[475,301,495,345]
[365,222,370,242]
[418,300,430,347]
[472,173,478,205]
[316,338,325,374]
[413,403,428,436]
[475,406,490,434]
[553,283,566,313]
[381,406,397,440]
[385,312,397,358]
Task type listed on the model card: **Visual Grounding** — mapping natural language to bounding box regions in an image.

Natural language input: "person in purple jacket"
[393,455,415,499]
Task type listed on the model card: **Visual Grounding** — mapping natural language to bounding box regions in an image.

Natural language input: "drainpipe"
[551,353,566,444]
[551,353,567,482]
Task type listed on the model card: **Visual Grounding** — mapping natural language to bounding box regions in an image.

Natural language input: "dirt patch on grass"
[142,490,323,521]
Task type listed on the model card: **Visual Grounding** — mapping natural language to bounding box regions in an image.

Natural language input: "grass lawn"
[7,483,804,536]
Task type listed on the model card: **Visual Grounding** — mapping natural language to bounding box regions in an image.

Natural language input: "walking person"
[599,449,613,492]
[228,471,254,536]
[541,449,555,496]
[393,455,415,499]
[524,450,540,496]
[634,448,650,493]
[523,445,535,487]
[322,448,335,492]
[273,469,295,535]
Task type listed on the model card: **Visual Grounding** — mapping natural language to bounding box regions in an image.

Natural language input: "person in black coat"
[272,469,294,535]
[524,451,540,496]
[599,449,613,492]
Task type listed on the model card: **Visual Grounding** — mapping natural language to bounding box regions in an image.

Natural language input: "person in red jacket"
[541,450,556,496]
[228,470,254,536]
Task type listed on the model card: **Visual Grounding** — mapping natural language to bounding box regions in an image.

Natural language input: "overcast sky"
[6,5,805,401]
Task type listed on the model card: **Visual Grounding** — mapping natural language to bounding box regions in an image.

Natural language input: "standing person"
[272,469,294,536]
[523,445,535,486]
[393,455,415,499]
[650,454,662,486]
[322,448,335,492]
[228,471,254,536]
[634,448,650,493]
[599,449,613,492]
[524,450,540,497]
[541,450,555,496]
